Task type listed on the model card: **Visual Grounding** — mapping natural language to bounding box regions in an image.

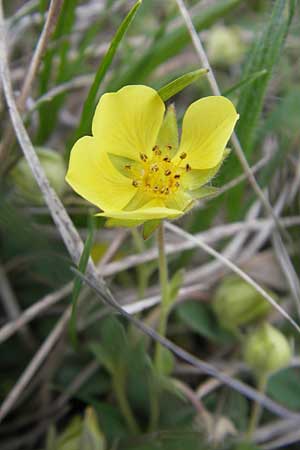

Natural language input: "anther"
[180,152,187,160]
[153,186,159,192]
[132,180,139,187]
[124,164,131,170]
[164,169,171,176]
[175,182,180,188]
[165,187,170,195]
[166,145,172,150]
[174,174,180,179]
[185,163,191,172]
[160,187,165,194]
[152,145,158,152]
[140,152,148,162]
[151,164,159,172]
[163,157,171,162]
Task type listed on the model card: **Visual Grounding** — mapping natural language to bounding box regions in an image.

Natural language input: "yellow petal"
[97,199,182,221]
[92,85,165,161]
[66,136,136,210]
[174,96,238,170]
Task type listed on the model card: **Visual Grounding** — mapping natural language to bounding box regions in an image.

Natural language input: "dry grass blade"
[165,222,300,333]
[174,0,288,238]
[0,0,63,167]
[73,269,300,421]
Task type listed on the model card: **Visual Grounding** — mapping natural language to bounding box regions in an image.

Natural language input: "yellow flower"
[66,85,238,226]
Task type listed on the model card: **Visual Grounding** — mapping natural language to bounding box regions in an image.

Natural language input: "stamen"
[165,187,170,195]
[174,174,180,179]
[164,169,171,176]
[140,152,148,162]
[175,182,180,188]
[160,187,165,194]
[163,157,171,162]
[185,163,191,172]
[152,145,158,152]
[132,180,139,187]
[150,164,159,172]
[166,145,172,150]
[180,152,187,160]
[124,164,131,170]
[153,186,159,192]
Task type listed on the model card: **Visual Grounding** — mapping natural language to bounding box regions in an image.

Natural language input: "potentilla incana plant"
[66,85,238,226]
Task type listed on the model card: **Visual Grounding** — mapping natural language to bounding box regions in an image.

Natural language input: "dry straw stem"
[1,214,299,344]
[0,263,36,349]
[165,222,300,333]
[174,0,279,224]
[175,0,300,318]
[0,0,118,422]
[75,269,300,421]
[0,0,63,166]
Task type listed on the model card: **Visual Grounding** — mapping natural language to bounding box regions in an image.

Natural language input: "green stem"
[113,369,140,434]
[131,228,148,299]
[154,221,170,373]
[247,372,268,440]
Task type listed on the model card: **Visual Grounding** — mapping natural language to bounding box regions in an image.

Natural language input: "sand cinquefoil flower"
[66,85,238,225]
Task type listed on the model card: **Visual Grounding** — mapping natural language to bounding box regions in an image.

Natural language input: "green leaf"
[75,0,142,139]
[80,407,106,450]
[69,216,95,348]
[177,301,234,344]
[236,0,295,154]
[108,0,242,89]
[143,219,161,240]
[267,368,300,410]
[90,317,129,373]
[158,69,208,102]
[223,69,268,97]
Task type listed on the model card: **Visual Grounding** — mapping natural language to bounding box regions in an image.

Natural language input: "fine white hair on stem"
[165,222,300,334]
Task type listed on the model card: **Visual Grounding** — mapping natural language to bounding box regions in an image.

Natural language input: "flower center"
[126,145,190,197]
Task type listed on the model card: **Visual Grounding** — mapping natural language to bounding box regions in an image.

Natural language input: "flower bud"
[244,323,292,375]
[212,276,272,330]
[206,25,245,66]
[12,148,67,204]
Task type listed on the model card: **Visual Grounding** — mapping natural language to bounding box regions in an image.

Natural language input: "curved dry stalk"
[74,269,300,421]
[174,0,287,236]
[0,0,63,166]
[165,222,300,333]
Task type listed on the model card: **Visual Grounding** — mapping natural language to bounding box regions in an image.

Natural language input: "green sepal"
[107,153,139,178]
[106,218,143,228]
[158,68,208,102]
[189,186,219,200]
[142,219,161,240]
[156,104,178,156]
[182,147,231,191]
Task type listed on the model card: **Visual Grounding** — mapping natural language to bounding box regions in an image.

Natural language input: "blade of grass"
[236,0,295,156]
[158,68,208,101]
[69,215,95,348]
[223,69,268,97]
[108,0,242,90]
[75,0,142,140]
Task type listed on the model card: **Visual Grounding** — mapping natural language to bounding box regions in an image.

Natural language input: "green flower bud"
[12,148,67,204]
[244,323,292,376]
[206,26,245,67]
[212,276,272,330]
